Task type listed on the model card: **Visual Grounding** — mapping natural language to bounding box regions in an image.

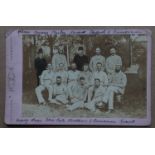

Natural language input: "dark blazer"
[73,54,89,71]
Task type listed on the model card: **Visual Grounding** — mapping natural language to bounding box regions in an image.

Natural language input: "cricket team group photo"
[22,33,147,118]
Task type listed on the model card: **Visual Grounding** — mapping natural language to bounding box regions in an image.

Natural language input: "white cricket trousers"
[103,86,123,110]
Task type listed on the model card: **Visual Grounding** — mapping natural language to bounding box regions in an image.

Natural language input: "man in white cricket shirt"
[85,78,106,112]
[106,47,122,74]
[102,64,127,113]
[66,77,88,111]
[67,63,80,89]
[54,63,68,85]
[52,45,68,71]
[35,64,54,105]
[78,63,92,88]
[49,76,68,105]
[89,47,105,72]
[91,62,108,90]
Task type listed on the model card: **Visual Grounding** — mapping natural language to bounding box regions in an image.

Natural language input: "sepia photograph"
[21,30,148,120]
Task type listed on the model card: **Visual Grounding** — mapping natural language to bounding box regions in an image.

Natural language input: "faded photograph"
[22,33,147,118]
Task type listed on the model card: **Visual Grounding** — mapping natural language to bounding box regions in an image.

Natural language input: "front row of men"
[35,62,127,113]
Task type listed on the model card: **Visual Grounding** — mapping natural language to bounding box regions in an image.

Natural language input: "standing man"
[89,47,105,72]
[79,63,92,87]
[67,77,88,111]
[49,76,69,105]
[52,45,68,71]
[92,62,108,88]
[85,78,106,112]
[106,47,122,74]
[35,64,54,105]
[54,63,68,85]
[34,48,47,86]
[68,63,80,89]
[73,47,89,71]
[102,64,127,113]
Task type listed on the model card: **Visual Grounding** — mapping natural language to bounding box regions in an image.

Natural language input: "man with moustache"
[89,47,105,72]
[102,64,127,113]
[106,47,122,74]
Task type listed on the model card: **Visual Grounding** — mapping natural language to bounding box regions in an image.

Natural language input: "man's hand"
[70,96,76,100]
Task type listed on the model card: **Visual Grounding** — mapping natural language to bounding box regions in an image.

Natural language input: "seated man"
[85,78,106,112]
[35,64,54,105]
[49,76,68,105]
[66,77,88,111]
[102,64,127,113]
[78,63,92,88]
[91,62,108,91]
[54,63,68,85]
[67,63,80,89]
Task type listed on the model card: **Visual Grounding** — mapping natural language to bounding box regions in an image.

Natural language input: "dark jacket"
[73,54,89,71]
[34,57,47,75]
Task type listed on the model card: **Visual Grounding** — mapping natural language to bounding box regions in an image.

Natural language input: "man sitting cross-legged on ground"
[49,76,69,105]
[66,77,88,111]
[35,64,54,105]
[85,78,106,112]
[102,64,127,113]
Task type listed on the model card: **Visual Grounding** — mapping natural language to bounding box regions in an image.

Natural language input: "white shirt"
[89,55,105,71]
[89,85,106,99]
[52,84,68,97]
[106,55,122,73]
[52,54,68,71]
[40,70,54,87]
[69,83,88,101]
[79,71,92,86]
[68,70,80,83]
[108,71,127,88]
[54,70,68,84]
[92,71,108,86]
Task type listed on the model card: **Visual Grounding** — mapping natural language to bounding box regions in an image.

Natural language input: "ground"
[22,72,146,118]
[22,87,146,118]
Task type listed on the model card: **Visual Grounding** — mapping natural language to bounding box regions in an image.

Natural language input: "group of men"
[34,46,127,113]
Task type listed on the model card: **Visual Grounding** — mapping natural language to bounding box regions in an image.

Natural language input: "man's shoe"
[43,101,47,105]
[95,109,102,114]
[66,106,73,111]
[106,109,114,114]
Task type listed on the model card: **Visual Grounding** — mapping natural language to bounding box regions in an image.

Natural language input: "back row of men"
[35,58,127,113]
[35,46,122,85]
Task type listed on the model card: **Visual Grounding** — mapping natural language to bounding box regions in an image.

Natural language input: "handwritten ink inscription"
[120,119,135,124]
[17,29,147,36]
[15,118,136,125]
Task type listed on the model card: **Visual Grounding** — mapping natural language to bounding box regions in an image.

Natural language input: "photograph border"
[5,28,152,126]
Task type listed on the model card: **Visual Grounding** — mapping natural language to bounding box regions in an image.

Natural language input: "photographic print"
[5,28,151,126]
